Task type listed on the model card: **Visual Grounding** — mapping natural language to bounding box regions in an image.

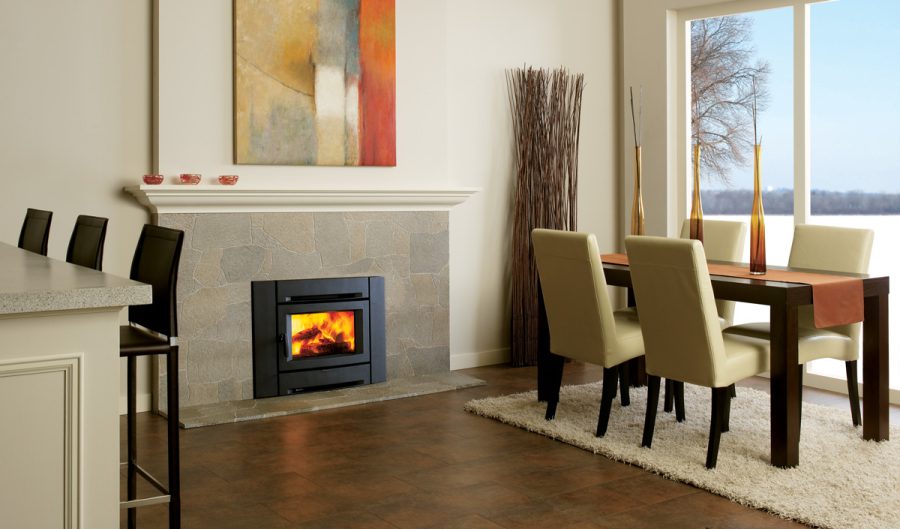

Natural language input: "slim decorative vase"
[749,144,766,275]
[690,143,704,242]
[631,146,645,235]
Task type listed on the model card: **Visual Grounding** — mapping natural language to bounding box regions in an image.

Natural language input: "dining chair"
[18,208,52,256]
[120,224,184,529]
[532,229,645,437]
[670,219,747,415]
[626,236,770,469]
[66,215,108,270]
[679,219,746,328]
[724,224,874,427]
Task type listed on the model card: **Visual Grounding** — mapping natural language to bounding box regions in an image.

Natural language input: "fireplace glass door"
[277,300,370,371]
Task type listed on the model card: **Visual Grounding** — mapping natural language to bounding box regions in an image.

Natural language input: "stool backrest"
[66,215,108,270]
[18,208,52,256]
[128,225,184,338]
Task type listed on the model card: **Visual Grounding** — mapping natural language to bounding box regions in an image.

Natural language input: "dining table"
[536,258,890,468]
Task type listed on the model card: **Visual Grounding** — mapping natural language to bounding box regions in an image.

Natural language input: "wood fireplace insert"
[251,276,386,398]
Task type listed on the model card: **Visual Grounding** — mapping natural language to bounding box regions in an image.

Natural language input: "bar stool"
[120,224,184,529]
[18,208,52,255]
[66,215,108,270]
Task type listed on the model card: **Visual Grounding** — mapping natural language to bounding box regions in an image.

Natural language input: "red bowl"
[143,174,164,185]
[179,173,201,185]
[218,175,239,185]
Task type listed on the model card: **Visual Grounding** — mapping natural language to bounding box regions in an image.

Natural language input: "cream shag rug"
[465,382,900,529]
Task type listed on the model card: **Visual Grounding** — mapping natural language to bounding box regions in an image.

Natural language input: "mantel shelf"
[124,185,479,214]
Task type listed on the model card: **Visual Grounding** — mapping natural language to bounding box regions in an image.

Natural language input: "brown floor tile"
[292,511,399,529]
[425,514,507,529]
[120,364,883,529]
[599,473,698,505]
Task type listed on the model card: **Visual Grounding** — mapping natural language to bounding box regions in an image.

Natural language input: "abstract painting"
[234,0,396,166]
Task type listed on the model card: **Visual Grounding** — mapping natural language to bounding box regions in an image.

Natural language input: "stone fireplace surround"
[126,186,476,413]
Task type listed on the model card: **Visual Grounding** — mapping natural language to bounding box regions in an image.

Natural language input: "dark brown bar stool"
[66,215,108,270]
[18,208,52,255]
[120,224,184,529]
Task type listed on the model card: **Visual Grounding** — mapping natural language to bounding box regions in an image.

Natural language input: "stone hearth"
[125,185,476,413]
[154,210,449,411]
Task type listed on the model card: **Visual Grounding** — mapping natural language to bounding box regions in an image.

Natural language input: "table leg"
[769,303,800,468]
[863,293,889,441]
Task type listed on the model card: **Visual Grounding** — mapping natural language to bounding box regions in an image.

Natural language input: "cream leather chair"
[532,229,645,437]
[671,220,747,415]
[679,219,747,327]
[724,224,874,426]
[625,236,770,469]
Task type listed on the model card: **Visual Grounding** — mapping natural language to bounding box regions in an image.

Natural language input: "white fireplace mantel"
[124,185,480,214]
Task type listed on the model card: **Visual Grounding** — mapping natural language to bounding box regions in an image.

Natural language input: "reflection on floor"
[122,363,897,529]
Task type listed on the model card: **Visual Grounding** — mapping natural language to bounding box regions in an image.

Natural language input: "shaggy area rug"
[465,382,900,529]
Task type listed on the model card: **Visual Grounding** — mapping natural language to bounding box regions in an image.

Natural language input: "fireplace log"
[301,342,352,356]
[293,327,321,341]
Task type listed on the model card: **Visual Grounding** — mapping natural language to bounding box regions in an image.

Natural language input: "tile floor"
[122,363,896,528]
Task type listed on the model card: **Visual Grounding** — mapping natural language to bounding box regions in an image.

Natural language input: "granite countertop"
[0,242,152,315]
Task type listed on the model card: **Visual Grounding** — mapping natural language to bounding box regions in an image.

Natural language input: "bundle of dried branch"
[508,66,584,367]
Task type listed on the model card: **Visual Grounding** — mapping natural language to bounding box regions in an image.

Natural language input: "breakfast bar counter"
[0,242,151,529]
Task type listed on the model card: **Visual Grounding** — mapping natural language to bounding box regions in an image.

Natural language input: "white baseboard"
[450,348,509,370]
[118,392,152,415]
[803,372,900,405]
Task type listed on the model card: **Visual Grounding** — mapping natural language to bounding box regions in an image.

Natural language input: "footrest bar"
[120,494,171,509]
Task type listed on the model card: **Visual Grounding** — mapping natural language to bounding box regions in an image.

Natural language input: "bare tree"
[692,16,770,183]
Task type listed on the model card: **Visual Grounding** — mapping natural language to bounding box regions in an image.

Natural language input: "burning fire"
[291,311,356,358]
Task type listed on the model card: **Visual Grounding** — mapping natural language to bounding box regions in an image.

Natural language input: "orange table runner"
[601,253,864,329]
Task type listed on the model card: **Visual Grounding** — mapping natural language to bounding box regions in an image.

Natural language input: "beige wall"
[621,0,735,238]
[0,0,153,412]
[0,0,622,409]
[446,0,621,367]
[157,0,621,370]
[156,0,448,186]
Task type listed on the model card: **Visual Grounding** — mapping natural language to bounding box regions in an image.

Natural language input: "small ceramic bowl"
[218,175,239,185]
[143,174,164,185]
[179,173,201,185]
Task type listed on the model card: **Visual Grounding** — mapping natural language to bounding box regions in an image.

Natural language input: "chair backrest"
[679,219,746,262]
[788,224,873,274]
[18,208,52,256]
[128,225,184,338]
[66,215,108,270]
[532,229,617,364]
[680,219,746,326]
[788,224,874,335]
[625,236,727,387]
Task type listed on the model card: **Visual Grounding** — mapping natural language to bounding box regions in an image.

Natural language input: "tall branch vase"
[749,144,766,274]
[690,143,704,242]
[631,146,645,235]
[508,67,584,367]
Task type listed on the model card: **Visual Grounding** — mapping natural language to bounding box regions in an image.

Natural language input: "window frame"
[674,0,821,227]
[671,0,900,400]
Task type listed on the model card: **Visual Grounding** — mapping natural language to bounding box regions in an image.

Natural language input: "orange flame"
[291,311,356,358]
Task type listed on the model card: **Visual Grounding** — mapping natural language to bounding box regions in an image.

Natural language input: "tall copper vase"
[749,144,766,275]
[631,146,645,235]
[690,144,704,242]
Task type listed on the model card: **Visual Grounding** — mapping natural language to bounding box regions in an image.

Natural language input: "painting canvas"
[234,0,396,166]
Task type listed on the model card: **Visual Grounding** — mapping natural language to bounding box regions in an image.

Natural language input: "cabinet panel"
[0,356,80,529]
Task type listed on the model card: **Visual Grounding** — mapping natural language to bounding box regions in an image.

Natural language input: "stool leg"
[167,347,181,529]
[127,355,137,529]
